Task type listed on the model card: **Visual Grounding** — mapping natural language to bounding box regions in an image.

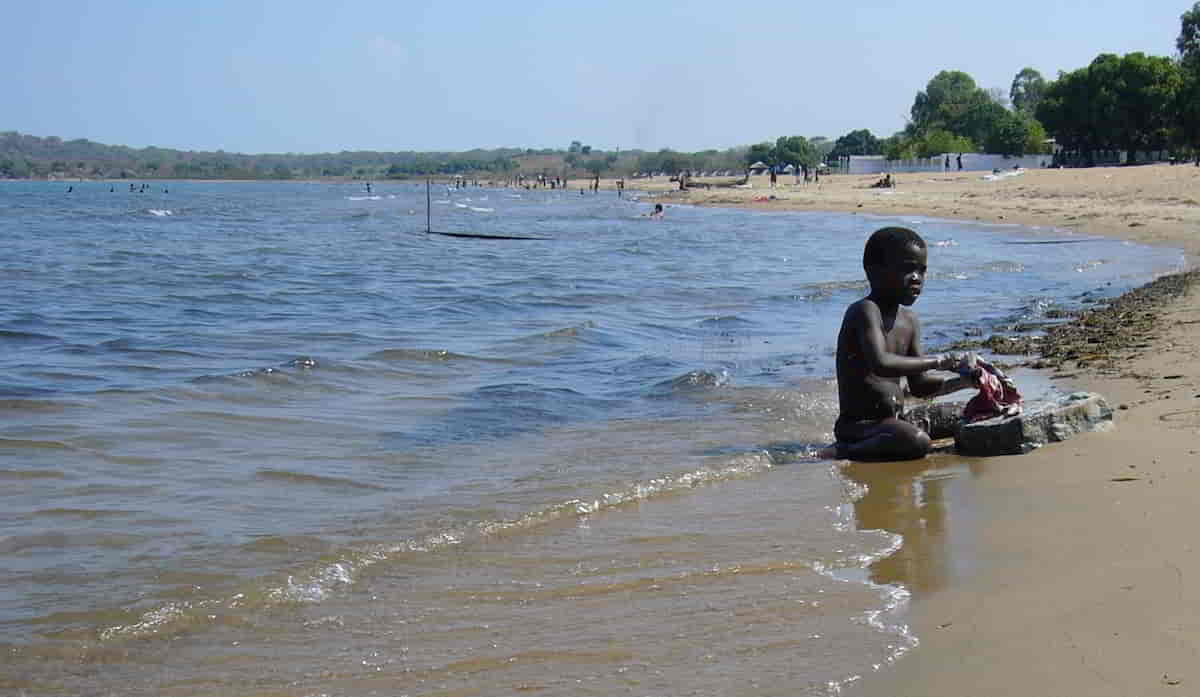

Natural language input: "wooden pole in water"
[426,178,432,233]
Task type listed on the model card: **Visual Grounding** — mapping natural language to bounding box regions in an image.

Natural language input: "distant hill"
[0,131,759,181]
[0,131,549,180]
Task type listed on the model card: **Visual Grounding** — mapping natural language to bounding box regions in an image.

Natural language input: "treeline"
[1037,3,1200,165]
[760,3,1200,169]
[818,3,1200,166]
[0,128,758,181]
[0,132,528,180]
[742,67,1051,171]
[631,146,751,175]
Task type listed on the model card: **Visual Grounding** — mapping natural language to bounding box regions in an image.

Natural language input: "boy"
[828,226,975,461]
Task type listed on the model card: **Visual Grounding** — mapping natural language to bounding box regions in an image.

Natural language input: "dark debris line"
[943,270,1200,375]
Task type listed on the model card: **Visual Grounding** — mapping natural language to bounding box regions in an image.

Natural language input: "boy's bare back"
[835,298,919,423]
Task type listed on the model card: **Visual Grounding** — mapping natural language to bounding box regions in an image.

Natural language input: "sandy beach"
[633,164,1200,695]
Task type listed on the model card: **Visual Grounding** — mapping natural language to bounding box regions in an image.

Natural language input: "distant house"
[747,161,769,175]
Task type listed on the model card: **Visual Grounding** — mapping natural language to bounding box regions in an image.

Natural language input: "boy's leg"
[834,417,931,461]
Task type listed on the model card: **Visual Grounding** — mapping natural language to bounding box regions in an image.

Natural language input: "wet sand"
[633,165,1200,695]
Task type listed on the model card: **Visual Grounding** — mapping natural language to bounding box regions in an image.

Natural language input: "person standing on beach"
[956,153,963,170]
[824,226,977,461]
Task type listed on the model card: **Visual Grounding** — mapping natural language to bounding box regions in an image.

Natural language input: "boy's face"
[869,242,928,306]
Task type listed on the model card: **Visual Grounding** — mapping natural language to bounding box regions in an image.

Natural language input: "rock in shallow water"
[954,392,1113,456]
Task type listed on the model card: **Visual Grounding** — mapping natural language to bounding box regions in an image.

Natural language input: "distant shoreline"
[624,165,1200,262]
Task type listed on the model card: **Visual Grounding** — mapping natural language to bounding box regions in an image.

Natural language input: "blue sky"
[4,0,1188,154]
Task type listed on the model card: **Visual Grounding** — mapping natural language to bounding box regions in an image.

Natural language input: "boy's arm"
[855,301,957,378]
[906,313,975,398]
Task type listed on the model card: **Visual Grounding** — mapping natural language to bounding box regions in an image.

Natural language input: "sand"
[629,164,1200,695]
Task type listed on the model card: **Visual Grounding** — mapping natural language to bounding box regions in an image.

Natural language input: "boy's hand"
[934,352,972,371]
[955,352,979,375]
[955,352,984,386]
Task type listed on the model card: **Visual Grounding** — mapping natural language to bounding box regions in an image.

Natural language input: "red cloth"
[962,361,1022,423]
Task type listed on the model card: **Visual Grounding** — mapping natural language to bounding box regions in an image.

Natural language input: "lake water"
[0,179,1183,696]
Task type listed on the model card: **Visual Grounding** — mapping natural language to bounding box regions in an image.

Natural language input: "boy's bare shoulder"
[843,297,880,322]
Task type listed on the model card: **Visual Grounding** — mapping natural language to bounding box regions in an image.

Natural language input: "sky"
[3,0,1190,155]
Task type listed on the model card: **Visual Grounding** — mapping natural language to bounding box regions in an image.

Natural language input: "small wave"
[0,468,67,479]
[32,508,137,519]
[653,369,729,394]
[284,356,318,369]
[0,329,58,342]
[346,195,382,201]
[454,202,469,208]
[0,437,74,451]
[698,314,752,328]
[193,356,322,384]
[0,531,144,554]
[795,279,869,301]
[1074,259,1107,272]
[363,347,484,363]
[147,209,172,217]
[469,206,494,213]
[239,535,332,554]
[513,321,598,343]
[92,451,787,643]
[255,468,386,491]
[979,260,1025,273]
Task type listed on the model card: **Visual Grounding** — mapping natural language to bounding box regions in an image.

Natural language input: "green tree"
[882,134,917,160]
[1024,117,1050,155]
[1038,58,1117,163]
[773,135,816,167]
[583,158,607,176]
[1176,2,1200,163]
[915,130,974,158]
[908,70,1017,153]
[1109,52,1180,160]
[828,129,881,158]
[1038,53,1179,164]
[1175,68,1200,162]
[1010,67,1047,114]
[983,110,1034,156]
[1178,1,1200,61]
[909,70,980,134]
[745,142,774,167]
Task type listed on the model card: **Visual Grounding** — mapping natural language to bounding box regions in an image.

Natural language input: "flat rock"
[954,391,1113,456]
[905,401,963,440]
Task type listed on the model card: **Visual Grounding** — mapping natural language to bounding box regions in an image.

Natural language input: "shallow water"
[0,179,1183,695]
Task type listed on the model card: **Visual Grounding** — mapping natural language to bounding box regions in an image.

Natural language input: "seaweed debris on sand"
[942,270,1200,376]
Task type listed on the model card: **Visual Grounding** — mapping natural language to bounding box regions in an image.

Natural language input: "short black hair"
[863,226,926,269]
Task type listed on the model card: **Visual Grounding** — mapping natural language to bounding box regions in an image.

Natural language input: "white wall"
[843,153,1051,174]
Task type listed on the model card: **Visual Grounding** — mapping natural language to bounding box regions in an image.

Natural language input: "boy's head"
[863,226,928,306]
